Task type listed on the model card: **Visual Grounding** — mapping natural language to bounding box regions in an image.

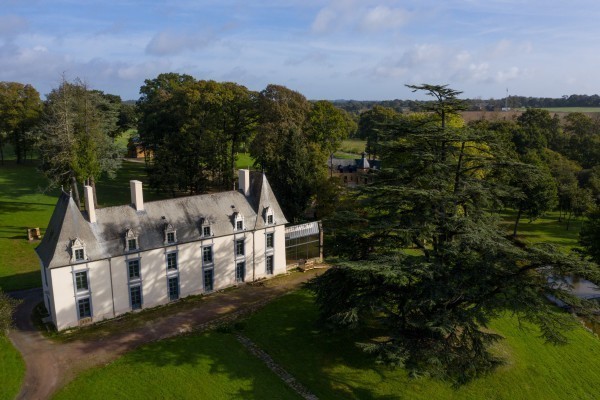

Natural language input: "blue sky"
[1,0,599,100]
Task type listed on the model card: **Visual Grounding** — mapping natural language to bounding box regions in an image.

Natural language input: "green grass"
[53,332,302,400]
[243,289,600,400]
[0,335,25,400]
[538,107,600,113]
[338,139,366,155]
[500,210,583,251]
[235,152,255,169]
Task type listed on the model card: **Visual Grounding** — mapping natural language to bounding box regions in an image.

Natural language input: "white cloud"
[360,6,410,32]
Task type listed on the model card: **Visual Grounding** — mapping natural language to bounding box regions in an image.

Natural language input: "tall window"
[77,297,91,319]
[130,286,142,310]
[236,262,245,283]
[266,233,274,249]
[168,276,179,301]
[167,252,177,270]
[71,237,86,262]
[203,246,213,264]
[164,223,177,245]
[236,220,243,230]
[235,239,245,256]
[125,229,139,252]
[267,214,274,224]
[203,225,211,237]
[75,271,88,291]
[266,255,274,275]
[128,259,140,280]
[204,269,214,292]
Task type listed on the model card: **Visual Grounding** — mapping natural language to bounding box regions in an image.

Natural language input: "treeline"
[333,94,600,114]
[0,75,355,222]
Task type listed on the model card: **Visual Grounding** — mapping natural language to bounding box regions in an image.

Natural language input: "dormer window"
[164,223,177,245]
[125,229,139,252]
[201,218,212,237]
[71,237,87,262]
[233,212,244,231]
[264,206,274,225]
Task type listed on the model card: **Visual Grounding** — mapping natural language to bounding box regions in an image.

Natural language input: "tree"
[0,82,43,164]
[37,78,121,206]
[357,105,400,159]
[311,84,600,384]
[509,153,558,237]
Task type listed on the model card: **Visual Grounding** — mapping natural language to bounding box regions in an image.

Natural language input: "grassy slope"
[0,335,25,400]
[243,290,600,400]
[53,332,301,400]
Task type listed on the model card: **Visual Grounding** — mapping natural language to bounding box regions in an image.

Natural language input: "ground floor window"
[168,276,179,301]
[204,269,214,292]
[266,255,274,275]
[130,285,142,310]
[77,297,91,319]
[236,262,245,283]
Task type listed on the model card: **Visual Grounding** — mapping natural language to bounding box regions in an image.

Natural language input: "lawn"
[53,332,302,400]
[500,210,583,251]
[242,289,600,400]
[539,107,600,113]
[0,158,165,292]
[338,139,366,155]
[0,335,25,400]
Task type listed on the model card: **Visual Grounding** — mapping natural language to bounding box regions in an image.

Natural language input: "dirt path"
[8,268,326,400]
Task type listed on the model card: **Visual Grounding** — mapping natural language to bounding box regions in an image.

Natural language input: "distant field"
[338,139,365,155]
[537,107,600,113]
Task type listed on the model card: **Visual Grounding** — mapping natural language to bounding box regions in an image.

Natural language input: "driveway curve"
[8,268,325,400]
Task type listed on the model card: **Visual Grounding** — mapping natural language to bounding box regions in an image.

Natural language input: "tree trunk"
[513,208,523,237]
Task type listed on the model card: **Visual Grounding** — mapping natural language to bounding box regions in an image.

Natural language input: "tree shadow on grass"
[75,332,302,399]
[0,271,41,292]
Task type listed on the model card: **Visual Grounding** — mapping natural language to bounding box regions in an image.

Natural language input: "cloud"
[0,15,28,38]
[145,30,214,56]
[360,6,410,31]
[311,1,410,34]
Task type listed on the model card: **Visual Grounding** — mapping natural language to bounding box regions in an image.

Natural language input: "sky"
[1,0,599,101]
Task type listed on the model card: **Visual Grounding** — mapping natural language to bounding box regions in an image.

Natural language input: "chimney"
[238,169,250,196]
[130,180,144,211]
[83,185,96,223]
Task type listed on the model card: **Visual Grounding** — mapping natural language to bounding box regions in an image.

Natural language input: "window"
[167,232,175,243]
[234,212,244,231]
[74,248,84,261]
[71,237,86,262]
[130,286,142,310]
[77,298,91,319]
[125,228,139,252]
[166,252,177,270]
[203,246,213,264]
[128,238,137,251]
[236,262,245,283]
[203,225,211,237]
[264,206,274,225]
[266,233,274,249]
[164,223,177,244]
[235,239,245,256]
[168,276,179,301]
[75,271,88,291]
[128,259,140,280]
[204,269,214,292]
[266,255,274,275]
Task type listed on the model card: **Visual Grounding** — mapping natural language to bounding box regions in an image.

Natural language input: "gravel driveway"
[8,268,325,400]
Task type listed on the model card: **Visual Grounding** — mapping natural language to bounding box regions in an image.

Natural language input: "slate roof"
[36,171,287,269]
